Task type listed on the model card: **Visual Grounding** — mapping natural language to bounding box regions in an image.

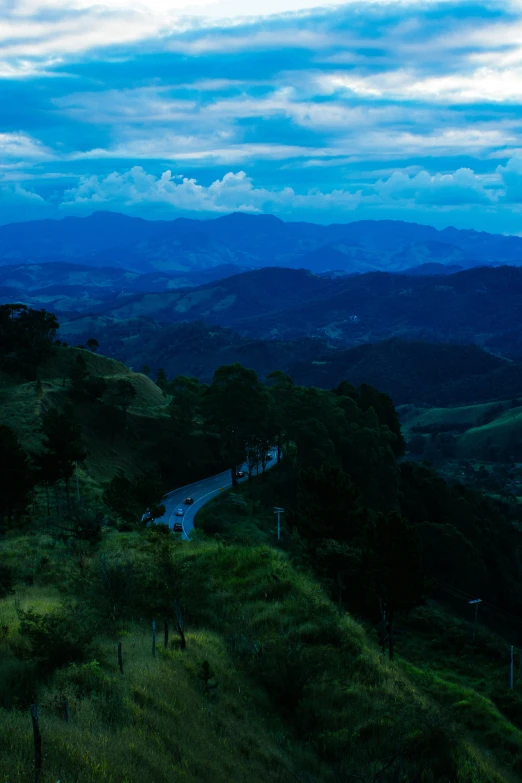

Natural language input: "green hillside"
[400,399,522,462]
[0,530,515,783]
[0,346,169,495]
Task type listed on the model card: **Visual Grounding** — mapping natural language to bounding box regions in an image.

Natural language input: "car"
[184,497,194,505]
[266,453,273,460]
[175,508,184,516]
[236,471,245,478]
[173,521,183,533]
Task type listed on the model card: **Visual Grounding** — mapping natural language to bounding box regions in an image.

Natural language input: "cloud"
[4,0,522,234]
[375,167,493,205]
[497,155,522,202]
[59,162,502,218]
[0,182,46,203]
[59,165,364,214]
[0,132,52,161]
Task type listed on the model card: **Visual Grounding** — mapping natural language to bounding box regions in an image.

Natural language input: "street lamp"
[274,507,284,541]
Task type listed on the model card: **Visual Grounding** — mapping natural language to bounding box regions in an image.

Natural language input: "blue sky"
[2,0,522,232]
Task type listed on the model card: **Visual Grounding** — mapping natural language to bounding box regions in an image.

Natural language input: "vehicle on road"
[175,508,184,516]
[236,471,245,478]
[184,497,194,504]
[173,521,183,533]
[266,454,273,460]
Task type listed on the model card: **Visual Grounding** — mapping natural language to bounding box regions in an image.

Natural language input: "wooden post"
[164,618,169,649]
[62,696,70,723]
[174,601,186,650]
[30,703,42,783]
[152,620,156,658]
[118,641,124,675]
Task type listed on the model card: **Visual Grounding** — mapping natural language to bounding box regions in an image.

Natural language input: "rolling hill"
[0,261,250,313]
[82,265,522,356]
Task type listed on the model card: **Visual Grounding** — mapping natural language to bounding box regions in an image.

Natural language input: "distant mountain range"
[2,210,522,274]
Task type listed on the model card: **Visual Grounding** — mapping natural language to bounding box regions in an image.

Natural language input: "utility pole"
[273,507,284,541]
[469,598,482,643]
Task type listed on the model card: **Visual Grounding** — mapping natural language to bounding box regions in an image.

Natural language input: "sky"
[2,0,522,232]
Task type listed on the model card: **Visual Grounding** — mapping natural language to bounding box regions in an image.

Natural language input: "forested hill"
[57,317,522,407]
[82,265,522,354]
[3,303,522,782]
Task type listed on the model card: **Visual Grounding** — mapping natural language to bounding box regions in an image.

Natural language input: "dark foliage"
[0,303,58,377]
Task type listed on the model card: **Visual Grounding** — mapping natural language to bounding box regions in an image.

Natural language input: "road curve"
[156,455,279,540]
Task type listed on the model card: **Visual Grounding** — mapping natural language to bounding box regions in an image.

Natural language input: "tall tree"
[115,379,136,421]
[41,404,88,504]
[362,511,424,660]
[0,425,35,529]
[69,354,88,394]
[204,364,272,486]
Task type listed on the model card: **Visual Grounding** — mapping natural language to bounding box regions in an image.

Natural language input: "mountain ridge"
[2,211,522,274]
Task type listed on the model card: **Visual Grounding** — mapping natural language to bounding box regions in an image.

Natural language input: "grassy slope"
[197,482,522,781]
[399,400,522,461]
[0,529,512,783]
[0,347,169,497]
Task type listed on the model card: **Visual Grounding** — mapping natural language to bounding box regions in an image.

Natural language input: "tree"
[168,375,203,438]
[295,463,362,543]
[84,375,108,402]
[156,368,168,391]
[0,304,59,375]
[98,404,125,445]
[362,511,424,660]
[141,364,151,377]
[103,471,134,522]
[69,354,88,394]
[86,338,99,353]
[115,379,136,421]
[203,364,272,486]
[0,425,35,529]
[41,404,88,504]
[47,501,104,544]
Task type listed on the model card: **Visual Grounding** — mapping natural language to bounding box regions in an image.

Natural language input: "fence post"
[118,641,124,675]
[152,620,156,658]
[164,618,169,649]
[30,703,42,783]
[62,695,70,723]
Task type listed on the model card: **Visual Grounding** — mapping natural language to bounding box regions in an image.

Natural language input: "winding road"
[156,454,279,540]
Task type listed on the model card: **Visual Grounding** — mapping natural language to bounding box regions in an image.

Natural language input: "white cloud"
[375,167,493,205]
[0,182,46,203]
[0,132,53,161]
[60,165,362,214]
[322,64,522,105]
[497,155,522,202]
[59,161,504,217]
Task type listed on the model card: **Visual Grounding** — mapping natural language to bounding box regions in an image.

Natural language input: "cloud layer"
[2,0,522,231]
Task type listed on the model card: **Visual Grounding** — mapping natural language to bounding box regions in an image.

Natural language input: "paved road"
[155,454,279,540]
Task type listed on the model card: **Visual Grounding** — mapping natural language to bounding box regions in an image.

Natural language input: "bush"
[14,601,98,672]
[53,659,126,725]
[0,560,15,599]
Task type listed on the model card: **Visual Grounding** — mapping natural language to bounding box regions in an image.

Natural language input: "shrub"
[14,601,98,672]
